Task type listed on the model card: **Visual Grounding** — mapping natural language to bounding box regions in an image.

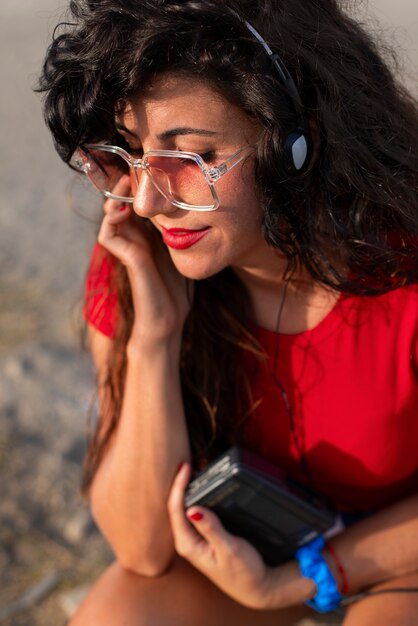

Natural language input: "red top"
[85,243,418,513]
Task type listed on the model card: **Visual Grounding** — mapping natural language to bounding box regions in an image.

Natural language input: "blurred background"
[0,1,416,625]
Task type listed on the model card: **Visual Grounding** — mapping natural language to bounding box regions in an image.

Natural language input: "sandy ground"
[0,2,416,625]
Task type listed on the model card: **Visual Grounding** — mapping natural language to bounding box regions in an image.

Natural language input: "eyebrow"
[157,127,219,141]
[115,122,218,141]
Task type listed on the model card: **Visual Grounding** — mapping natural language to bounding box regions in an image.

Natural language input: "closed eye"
[178,152,216,166]
[127,147,144,158]
[197,151,216,163]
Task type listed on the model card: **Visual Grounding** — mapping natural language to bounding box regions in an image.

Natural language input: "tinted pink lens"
[146,155,214,208]
[83,149,130,195]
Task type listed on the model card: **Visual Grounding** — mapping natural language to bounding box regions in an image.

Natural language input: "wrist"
[127,325,182,356]
[262,560,317,609]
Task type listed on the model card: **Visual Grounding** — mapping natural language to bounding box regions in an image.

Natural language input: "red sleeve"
[84,243,119,338]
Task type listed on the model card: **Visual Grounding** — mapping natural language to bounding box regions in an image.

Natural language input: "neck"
[233,256,339,334]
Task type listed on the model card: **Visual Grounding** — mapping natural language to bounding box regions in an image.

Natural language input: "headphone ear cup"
[282,130,313,176]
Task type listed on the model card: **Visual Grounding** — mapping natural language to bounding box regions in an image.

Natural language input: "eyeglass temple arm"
[206,146,254,183]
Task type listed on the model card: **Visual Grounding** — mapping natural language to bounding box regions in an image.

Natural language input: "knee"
[68,562,150,626]
[342,572,418,626]
[68,557,207,626]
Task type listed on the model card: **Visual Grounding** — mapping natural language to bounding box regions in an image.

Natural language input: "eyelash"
[128,147,144,157]
[198,151,216,163]
[116,129,218,162]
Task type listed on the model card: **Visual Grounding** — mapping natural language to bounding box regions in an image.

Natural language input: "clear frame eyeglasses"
[71,143,254,211]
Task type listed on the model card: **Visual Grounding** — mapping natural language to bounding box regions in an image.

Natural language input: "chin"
[177,266,222,281]
[172,257,226,281]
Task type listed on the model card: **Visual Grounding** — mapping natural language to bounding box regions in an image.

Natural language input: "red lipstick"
[161,227,210,250]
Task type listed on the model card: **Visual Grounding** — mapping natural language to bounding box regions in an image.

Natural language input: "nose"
[132,170,178,218]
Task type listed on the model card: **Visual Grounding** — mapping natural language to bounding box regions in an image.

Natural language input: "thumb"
[186,507,237,551]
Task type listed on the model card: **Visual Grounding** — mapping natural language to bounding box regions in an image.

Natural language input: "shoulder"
[342,283,418,323]
[339,284,418,368]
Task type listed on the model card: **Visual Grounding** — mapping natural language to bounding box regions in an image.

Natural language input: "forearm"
[90,334,190,575]
[329,494,418,592]
[267,495,418,609]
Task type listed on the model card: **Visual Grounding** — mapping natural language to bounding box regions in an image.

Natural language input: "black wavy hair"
[39,0,418,292]
[37,0,418,487]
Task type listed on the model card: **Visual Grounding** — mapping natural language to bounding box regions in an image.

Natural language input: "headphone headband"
[228,9,312,175]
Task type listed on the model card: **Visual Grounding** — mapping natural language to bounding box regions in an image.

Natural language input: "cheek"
[216,199,264,254]
[218,175,263,229]
[220,160,261,208]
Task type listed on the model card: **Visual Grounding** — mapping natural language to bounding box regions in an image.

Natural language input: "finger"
[185,506,240,557]
[102,203,132,225]
[167,463,212,561]
[103,174,132,214]
[167,462,193,532]
[97,204,132,246]
[97,207,150,265]
[186,506,268,592]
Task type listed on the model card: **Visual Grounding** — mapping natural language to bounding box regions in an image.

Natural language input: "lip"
[160,226,210,250]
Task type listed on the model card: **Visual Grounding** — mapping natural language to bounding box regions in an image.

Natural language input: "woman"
[38,0,418,624]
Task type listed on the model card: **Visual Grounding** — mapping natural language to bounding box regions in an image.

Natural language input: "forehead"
[119,73,258,141]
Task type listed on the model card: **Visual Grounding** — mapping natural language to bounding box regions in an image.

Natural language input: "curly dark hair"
[37,0,418,489]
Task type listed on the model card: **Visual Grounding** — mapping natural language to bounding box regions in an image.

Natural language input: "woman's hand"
[167,462,285,610]
[97,177,192,339]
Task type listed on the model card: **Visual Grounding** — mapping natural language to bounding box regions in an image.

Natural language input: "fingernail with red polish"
[188,512,204,522]
[119,204,128,212]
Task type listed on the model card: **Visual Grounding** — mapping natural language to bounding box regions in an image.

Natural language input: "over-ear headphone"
[230,10,313,177]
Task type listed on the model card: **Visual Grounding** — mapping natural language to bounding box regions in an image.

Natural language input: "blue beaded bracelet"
[295,536,343,613]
